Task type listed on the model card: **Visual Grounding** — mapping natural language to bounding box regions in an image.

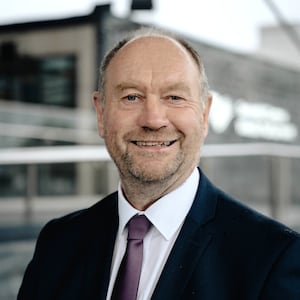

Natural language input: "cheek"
[103,110,134,139]
[102,106,120,133]
[171,108,203,135]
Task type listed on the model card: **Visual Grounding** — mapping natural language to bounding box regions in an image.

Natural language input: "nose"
[137,96,169,130]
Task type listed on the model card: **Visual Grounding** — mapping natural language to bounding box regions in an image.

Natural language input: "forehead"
[105,36,200,85]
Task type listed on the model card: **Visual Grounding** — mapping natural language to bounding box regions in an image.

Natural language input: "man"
[18,28,300,299]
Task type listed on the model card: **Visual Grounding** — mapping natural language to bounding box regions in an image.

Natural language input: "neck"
[120,169,194,211]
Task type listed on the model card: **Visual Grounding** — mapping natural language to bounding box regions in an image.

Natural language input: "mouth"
[131,140,177,147]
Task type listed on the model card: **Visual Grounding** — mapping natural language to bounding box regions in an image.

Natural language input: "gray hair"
[98,27,209,105]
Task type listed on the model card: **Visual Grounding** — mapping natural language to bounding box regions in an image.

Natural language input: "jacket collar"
[151,168,218,299]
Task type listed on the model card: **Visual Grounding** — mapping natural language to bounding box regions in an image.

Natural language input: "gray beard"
[119,150,184,184]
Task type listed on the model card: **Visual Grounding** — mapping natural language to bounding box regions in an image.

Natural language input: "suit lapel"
[81,192,119,300]
[151,170,218,299]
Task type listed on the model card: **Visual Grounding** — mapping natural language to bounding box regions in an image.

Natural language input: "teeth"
[135,141,172,147]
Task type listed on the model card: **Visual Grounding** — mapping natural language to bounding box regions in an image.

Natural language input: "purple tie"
[111,215,151,300]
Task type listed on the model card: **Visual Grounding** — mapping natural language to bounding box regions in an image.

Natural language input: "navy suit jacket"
[18,169,300,299]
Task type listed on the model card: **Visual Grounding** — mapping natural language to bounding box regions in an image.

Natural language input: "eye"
[169,95,181,101]
[124,94,139,101]
[166,95,185,102]
[164,94,186,106]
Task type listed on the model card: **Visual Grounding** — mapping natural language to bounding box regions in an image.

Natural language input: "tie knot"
[127,215,151,240]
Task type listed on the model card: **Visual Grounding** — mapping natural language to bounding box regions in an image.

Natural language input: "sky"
[0,0,300,53]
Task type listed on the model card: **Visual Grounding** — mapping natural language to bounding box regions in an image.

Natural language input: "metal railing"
[1,143,299,165]
[0,143,300,226]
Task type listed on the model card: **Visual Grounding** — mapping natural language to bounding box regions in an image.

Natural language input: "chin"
[120,151,185,183]
[128,163,180,184]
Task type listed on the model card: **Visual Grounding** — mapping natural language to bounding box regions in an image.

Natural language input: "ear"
[202,92,213,138]
[92,91,105,138]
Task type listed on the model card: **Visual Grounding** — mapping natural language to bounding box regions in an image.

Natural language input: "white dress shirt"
[106,168,200,300]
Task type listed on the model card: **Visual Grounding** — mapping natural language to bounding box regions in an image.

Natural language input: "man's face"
[94,37,211,185]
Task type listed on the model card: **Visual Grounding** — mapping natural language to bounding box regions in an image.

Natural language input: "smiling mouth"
[132,140,177,147]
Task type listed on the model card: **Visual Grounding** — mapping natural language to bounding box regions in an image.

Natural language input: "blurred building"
[256,23,300,70]
[0,5,138,200]
[0,3,300,225]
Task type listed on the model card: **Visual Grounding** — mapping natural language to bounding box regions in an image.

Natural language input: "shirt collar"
[117,168,199,240]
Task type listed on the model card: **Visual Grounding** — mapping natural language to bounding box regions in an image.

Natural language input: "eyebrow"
[162,83,192,95]
[115,82,144,92]
[114,81,192,95]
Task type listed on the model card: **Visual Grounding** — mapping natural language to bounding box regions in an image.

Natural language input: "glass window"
[0,42,76,107]
[39,56,76,107]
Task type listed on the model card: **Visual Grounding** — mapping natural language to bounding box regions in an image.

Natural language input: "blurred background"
[0,0,300,298]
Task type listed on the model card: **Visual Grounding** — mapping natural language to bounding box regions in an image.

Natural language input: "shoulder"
[45,191,117,227]
[36,192,118,248]
[198,169,299,250]
[217,186,298,240]
[196,170,300,297]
